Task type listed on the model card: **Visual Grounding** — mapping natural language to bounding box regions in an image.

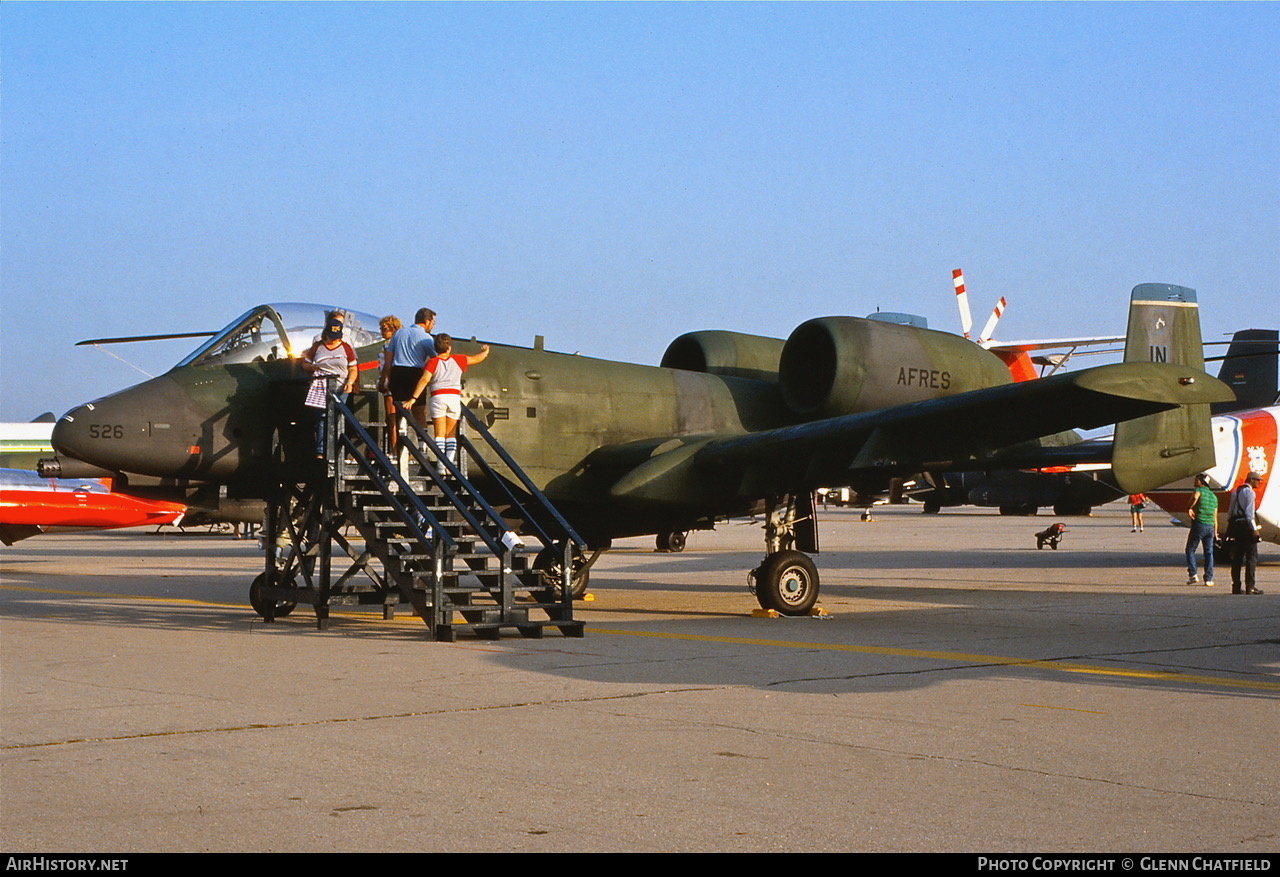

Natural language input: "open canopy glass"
[174,303,382,369]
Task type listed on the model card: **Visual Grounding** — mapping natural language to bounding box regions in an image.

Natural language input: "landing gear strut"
[749,492,821,615]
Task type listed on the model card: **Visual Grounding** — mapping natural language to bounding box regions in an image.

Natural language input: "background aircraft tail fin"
[1111,283,1216,492]
[1210,328,1278,414]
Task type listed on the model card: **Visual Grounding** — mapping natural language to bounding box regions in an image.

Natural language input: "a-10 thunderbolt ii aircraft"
[44,285,1231,614]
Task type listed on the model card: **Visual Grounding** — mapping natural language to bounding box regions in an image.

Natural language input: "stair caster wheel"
[534,546,591,601]
[250,572,297,621]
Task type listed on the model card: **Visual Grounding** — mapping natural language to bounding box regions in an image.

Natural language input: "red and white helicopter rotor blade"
[978,296,1007,346]
[953,269,973,340]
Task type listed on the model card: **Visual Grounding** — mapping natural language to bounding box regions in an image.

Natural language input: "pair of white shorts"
[429,393,462,420]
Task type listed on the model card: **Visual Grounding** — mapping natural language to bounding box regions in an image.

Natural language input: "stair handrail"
[328,395,459,552]
[386,402,513,560]
[449,431,562,551]
[457,404,586,551]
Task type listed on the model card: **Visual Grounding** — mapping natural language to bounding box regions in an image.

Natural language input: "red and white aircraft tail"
[951,269,1123,383]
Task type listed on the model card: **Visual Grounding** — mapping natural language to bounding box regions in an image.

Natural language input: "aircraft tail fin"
[1111,283,1217,492]
[1210,329,1278,415]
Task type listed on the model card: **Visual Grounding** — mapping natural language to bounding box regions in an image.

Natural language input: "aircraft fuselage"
[49,303,1018,541]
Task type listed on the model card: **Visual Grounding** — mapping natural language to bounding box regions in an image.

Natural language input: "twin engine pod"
[660,330,786,383]
[663,318,1012,421]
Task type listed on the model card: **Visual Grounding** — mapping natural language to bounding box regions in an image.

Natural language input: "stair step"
[319,429,579,641]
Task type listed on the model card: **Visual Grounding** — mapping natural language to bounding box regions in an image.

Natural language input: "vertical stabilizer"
[1112,283,1217,492]
[1211,329,1279,414]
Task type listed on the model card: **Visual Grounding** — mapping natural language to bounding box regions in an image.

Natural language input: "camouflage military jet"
[45,285,1231,614]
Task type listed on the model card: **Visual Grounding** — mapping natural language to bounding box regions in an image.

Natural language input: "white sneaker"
[1187,574,1199,585]
[1204,579,1215,587]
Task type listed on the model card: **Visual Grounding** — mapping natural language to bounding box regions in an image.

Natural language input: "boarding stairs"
[256,388,585,641]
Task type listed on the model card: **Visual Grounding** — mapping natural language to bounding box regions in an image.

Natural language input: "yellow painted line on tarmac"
[589,627,1280,693]
[6,583,1277,692]
[0,583,243,607]
[0,582,437,625]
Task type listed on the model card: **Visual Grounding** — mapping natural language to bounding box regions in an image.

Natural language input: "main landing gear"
[749,492,821,615]
[655,529,687,552]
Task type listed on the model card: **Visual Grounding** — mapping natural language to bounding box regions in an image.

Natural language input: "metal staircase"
[253,388,585,641]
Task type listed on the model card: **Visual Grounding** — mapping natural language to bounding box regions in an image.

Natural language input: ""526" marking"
[88,424,125,439]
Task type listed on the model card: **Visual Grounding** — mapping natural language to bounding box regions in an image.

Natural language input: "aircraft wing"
[605,361,1232,505]
[985,335,1124,353]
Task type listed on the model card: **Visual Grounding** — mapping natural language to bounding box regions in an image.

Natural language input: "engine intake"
[779,316,1011,420]
[661,331,785,383]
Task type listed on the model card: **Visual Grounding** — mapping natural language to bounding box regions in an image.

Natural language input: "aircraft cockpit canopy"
[174,303,382,368]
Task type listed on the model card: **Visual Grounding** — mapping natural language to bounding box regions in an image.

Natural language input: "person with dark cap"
[301,309,358,456]
[1226,471,1264,594]
[1185,473,1218,586]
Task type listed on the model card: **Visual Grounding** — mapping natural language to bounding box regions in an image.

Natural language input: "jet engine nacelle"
[661,330,786,383]
[779,316,1012,420]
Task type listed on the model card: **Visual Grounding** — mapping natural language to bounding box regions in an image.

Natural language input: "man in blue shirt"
[387,307,436,431]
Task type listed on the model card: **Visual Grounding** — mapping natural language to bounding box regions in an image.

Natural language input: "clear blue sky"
[2,2,1277,420]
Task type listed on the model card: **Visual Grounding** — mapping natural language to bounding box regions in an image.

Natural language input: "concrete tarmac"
[2,506,1277,852]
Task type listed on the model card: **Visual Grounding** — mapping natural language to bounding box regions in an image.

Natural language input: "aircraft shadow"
[3,574,1274,702]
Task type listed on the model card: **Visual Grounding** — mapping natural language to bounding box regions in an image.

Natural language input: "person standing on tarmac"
[1129,493,1147,532]
[1226,471,1264,595]
[1185,473,1217,587]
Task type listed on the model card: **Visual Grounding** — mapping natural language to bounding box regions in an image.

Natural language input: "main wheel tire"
[1053,503,1092,517]
[999,505,1038,516]
[249,572,296,619]
[922,501,941,515]
[753,550,819,616]
[534,546,590,601]
[656,530,687,552]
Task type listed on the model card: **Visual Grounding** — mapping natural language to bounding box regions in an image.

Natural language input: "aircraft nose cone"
[51,375,201,477]
[50,406,92,463]
[52,400,139,473]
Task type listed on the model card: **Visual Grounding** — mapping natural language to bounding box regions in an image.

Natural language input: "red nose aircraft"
[0,468,186,545]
